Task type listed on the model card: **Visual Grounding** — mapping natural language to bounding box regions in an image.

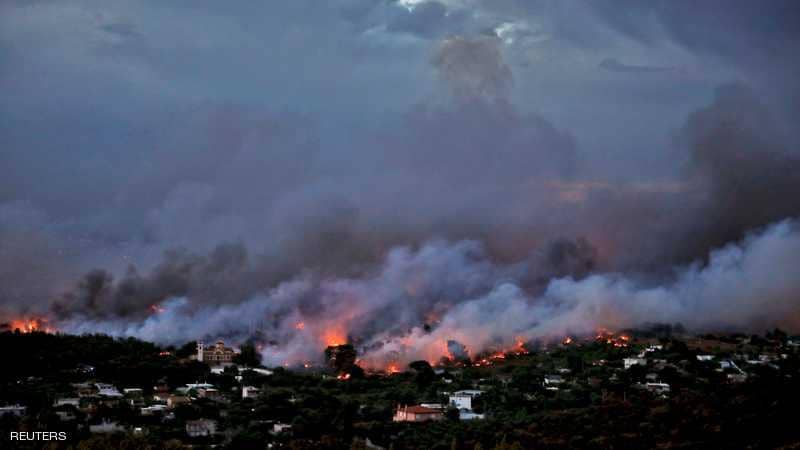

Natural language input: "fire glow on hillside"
[7,317,55,334]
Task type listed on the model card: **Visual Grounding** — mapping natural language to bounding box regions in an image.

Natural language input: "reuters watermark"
[10,431,68,441]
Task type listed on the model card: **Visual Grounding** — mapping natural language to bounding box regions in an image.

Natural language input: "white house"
[0,405,26,417]
[449,390,483,411]
[271,422,292,435]
[95,383,123,398]
[624,358,647,370]
[242,386,261,399]
[543,375,564,386]
[141,405,167,416]
[90,420,125,434]
[54,398,80,408]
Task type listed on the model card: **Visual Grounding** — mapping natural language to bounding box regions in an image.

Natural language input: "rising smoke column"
[60,218,800,368]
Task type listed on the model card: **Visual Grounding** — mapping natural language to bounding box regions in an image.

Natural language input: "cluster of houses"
[2,340,290,440]
[393,389,485,422]
[2,334,798,444]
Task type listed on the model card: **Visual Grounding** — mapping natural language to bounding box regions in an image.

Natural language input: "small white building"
[180,383,215,395]
[271,422,292,435]
[0,405,26,417]
[95,383,123,398]
[624,358,647,370]
[242,386,261,399]
[90,420,125,434]
[54,398,80,408]
[543,375,564,386]
[696,355,714,361]
[449,390,483,411]
[141,405,167,416]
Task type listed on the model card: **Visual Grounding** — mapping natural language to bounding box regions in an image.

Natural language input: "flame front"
[8,317,55,334]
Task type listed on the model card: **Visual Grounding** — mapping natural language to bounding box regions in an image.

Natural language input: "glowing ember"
[562,336,573,345]
[295,321,305,330]
[386,364,401,374]
[149,304,166,314]
[337,373,351,381]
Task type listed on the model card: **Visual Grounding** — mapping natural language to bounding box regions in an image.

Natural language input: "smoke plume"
[2,1,800,370]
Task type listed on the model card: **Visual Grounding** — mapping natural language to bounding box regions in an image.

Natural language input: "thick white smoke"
[61,218,800,368]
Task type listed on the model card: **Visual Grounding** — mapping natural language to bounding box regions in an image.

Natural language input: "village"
[1,326,799,449]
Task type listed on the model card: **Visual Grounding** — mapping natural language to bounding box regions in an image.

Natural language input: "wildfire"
[149,304,166,314]
[295,321,305,330]
[386,364,401,374]
[322,328,347,347]
[595,328,630,347]
[8,317,54,334]
[512,339,529,355]
[562,336,573,345]
[337,373,351,381]
[469,340,530,367]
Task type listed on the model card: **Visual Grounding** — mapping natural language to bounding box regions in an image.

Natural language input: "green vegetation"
[1,330,799,449]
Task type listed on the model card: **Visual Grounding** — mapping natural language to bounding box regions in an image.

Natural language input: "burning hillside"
[2,317,55,334]
[15,218,800,369]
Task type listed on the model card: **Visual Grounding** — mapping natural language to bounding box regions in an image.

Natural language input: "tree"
[409,360,435,386]
[325,344,357,373]
[445,406,460,421]
[176,340,198,359]
[234,343,261,367]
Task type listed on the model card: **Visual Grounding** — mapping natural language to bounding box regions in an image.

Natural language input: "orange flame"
[595,328,630,347]
[322,327,347,347]
[9,317,54,334]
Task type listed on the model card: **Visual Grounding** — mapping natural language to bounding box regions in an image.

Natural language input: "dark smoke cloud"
[61,219,800,367]
[432,36,513,101]
[668,84,800,263]
[2,1,800,366]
